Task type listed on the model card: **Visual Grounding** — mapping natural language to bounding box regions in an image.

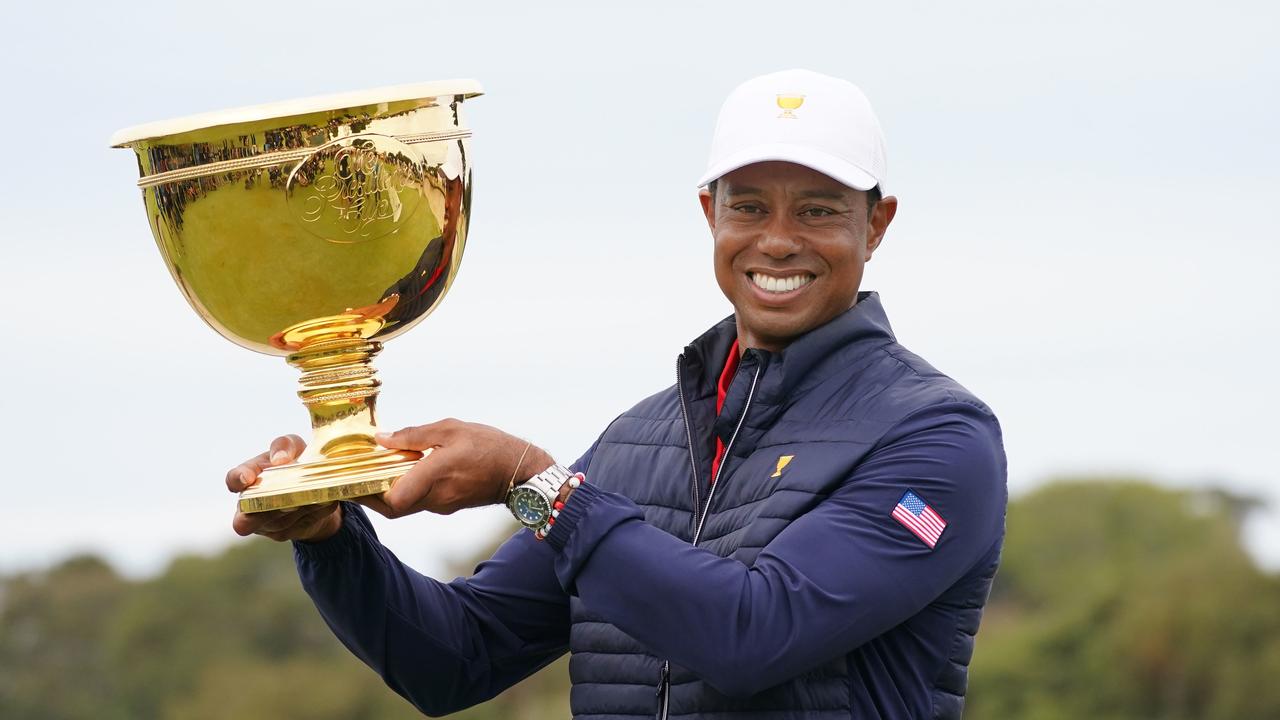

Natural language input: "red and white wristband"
[533,472,584,541]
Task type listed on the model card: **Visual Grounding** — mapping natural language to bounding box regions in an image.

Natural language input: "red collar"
[716,339,741,415]
[711,339,740,483]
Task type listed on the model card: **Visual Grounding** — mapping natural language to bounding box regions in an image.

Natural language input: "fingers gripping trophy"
[111,80,482,513]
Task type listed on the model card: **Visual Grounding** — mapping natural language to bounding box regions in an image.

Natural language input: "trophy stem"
[289,337,386,461]
[236,335,424,513]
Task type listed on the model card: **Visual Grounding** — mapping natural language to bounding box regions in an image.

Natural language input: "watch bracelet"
[534,472,584,541]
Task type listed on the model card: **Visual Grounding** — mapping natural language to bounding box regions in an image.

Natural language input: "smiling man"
[706,160,893,353]
[228,69,1008,719]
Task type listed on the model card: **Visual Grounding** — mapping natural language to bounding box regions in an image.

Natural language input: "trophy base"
[238,447,428,513]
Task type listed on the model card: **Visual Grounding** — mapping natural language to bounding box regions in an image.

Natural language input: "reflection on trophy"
[111,80,482,513]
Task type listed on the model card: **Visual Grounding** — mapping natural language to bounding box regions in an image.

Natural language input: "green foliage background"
[3,479,1277,719]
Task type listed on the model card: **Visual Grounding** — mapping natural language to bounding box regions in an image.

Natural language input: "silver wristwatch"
[507,464,572,529]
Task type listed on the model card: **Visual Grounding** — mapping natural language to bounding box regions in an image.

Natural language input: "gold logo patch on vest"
[771,455,794,478]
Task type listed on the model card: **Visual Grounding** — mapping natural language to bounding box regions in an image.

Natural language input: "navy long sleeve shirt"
[293,399,1005,716]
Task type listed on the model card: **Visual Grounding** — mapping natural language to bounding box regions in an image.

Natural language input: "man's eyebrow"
[795,188,850,201]
[722,186,850,201]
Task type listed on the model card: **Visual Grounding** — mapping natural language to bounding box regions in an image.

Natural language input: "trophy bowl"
[111,80,482,512]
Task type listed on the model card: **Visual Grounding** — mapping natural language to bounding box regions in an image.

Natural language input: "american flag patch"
[892,490,947,549]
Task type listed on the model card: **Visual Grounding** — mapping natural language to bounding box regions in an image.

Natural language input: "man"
[227,69,1007,719]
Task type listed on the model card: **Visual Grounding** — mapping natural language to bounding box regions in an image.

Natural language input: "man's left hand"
[363,419,555,519]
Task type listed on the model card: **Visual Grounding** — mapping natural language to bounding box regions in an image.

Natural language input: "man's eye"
[731,203,765,214]
[799,207,835,217]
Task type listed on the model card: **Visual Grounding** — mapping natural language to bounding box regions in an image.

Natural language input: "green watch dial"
[509,486,551,527]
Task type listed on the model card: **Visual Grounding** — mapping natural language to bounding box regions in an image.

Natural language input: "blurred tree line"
[2,478,1277,719]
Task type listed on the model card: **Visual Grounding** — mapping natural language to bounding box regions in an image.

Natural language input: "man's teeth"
[750,272,815,293]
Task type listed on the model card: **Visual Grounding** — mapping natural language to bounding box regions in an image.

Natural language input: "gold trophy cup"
[112,80,482,513]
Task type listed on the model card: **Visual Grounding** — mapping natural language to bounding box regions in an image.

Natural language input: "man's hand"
[364,418,555,519]
[225,434,343,542]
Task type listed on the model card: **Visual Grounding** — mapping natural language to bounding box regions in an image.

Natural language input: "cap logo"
[776,94,805,119]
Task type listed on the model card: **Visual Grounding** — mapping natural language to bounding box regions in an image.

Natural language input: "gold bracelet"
[503,439,533,503]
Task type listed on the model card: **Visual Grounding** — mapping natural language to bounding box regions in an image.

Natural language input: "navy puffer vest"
[568,293,1000,719]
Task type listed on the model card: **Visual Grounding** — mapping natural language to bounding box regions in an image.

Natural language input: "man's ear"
[698,188,716,231]
[865,195,898,260]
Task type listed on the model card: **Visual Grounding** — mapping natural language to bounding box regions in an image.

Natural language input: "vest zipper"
[659,359,762,719]
[675,355,702,526]
[692,363,760,543]
[655,660,670,720]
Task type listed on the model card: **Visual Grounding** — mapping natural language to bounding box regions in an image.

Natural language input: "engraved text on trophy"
[286,134,426,244]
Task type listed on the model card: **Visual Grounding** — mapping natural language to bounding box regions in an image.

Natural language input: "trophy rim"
[109,78,483,147]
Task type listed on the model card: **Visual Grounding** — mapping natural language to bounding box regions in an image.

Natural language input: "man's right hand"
[225,434,343,543]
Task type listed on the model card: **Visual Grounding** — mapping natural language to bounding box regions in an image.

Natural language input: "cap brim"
[696,142,879,192]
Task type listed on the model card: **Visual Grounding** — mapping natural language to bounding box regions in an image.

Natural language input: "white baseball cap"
[697,69,888,193]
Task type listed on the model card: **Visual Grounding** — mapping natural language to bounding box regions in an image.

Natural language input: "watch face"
[509,487,550,527]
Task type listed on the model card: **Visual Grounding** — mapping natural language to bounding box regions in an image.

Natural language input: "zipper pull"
[655,661,671,719]
[655,661,668,696]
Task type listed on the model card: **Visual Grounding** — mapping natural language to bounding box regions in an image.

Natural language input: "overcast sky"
[1,0,1276,578]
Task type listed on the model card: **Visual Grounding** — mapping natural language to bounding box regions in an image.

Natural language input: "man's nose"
[757,220,802,258]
